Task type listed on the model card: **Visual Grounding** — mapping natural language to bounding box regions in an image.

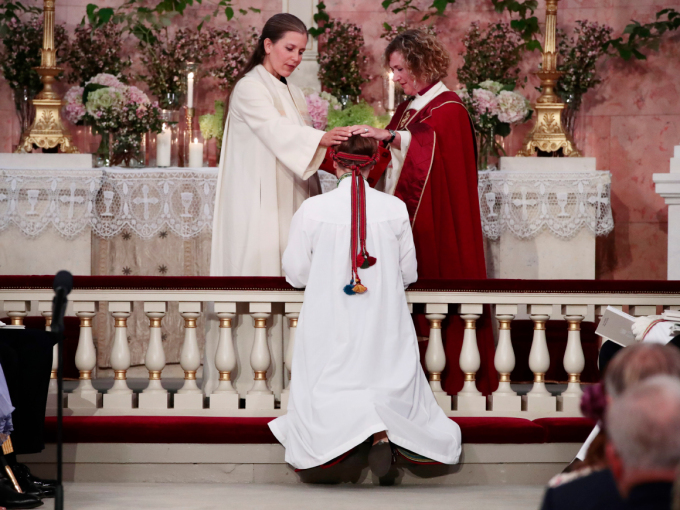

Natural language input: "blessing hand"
[350,125,390,141]
[320,127,353,147]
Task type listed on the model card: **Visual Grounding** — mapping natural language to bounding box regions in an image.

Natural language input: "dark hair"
[232,13,307,91]
[384,29,451,84]
[335,135,378,169]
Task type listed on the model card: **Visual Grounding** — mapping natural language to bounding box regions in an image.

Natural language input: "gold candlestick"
[517,0,580,157]
[15,0,78,153]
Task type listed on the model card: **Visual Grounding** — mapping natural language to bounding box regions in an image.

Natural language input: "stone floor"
[42,482,546,510]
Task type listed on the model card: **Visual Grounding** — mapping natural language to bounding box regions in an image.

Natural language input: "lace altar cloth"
[478,170,614,240]
[0,167,340,240]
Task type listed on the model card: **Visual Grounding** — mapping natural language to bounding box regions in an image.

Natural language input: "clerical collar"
[280,76,287,85]
[416,82,437,97]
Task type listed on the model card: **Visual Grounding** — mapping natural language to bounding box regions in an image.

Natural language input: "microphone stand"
[51,284,69,510]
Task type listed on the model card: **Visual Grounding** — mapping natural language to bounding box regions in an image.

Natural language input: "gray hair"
[606,375,680,471]
[604,343,680,399]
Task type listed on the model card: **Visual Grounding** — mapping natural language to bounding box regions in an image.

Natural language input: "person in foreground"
[268,135,461,476]
[606,375,680,509]
[540,343,680,510]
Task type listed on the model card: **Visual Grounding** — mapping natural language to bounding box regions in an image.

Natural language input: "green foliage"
[604,8,680,60]
[199,100,225,148]
[327,102,382,130]
[491,0,542,52]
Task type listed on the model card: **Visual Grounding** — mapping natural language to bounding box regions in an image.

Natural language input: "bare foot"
[372,430,388,446]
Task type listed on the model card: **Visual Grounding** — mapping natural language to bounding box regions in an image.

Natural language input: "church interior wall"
[0,0,677,280]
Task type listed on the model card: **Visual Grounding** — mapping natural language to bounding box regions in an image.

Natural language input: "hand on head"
[320,127,353,147]
[349,125,390,141]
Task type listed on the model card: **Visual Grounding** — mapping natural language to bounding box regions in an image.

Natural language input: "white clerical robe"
[210,64,326,277]
[204,65,326,397]
[380,81,450,195]
[268,178,462,469]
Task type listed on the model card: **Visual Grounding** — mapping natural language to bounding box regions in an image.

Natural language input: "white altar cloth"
[478,170,614,240]
[0,168,339,241]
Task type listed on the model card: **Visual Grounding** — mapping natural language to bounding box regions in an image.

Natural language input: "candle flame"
[389,71,394,80]
[194,138,198,143]
[188,72,194,79]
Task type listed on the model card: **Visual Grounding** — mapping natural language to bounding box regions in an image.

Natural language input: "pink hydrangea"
[496,90,529,124]
[305,93,330,131]
[87,73,123,88]
[127,85,150,105]
[63,86,86,124]
[472,88,499,117]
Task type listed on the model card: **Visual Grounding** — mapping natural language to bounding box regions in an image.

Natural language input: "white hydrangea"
[479,80,504,95]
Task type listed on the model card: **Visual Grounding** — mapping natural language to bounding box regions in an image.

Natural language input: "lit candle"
[156,123,172,167]
[188,137,203,168]
[388,71,395,111]
[187,72,194,108]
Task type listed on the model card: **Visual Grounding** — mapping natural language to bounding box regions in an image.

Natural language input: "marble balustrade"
[2,278,679,418]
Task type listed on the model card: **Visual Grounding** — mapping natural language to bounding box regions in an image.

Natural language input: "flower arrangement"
[556,20,613,137]
[456,81,531,170]
[199,100,225,148]
[305,92,340,131]
[380,21,438,42]
[304,91,388,131]
[316,19,370,99]
[207,26,259,91]
[456,21,524,89]
[138,27,214,109]
[63,73,163,166]
[62,21,132,85]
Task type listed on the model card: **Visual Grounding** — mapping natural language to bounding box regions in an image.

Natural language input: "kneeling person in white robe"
[268,135,461,475]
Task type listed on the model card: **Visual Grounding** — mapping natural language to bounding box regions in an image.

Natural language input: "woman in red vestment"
[351,29,497,396]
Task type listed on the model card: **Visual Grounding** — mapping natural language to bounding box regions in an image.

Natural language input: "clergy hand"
[320,127,353,147]
[350,125,390,141]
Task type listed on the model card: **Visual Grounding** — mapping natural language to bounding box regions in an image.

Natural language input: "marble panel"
[597,220,667,280]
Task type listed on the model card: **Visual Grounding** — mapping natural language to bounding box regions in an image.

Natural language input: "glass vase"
[152,109,180,168]
[94,131,146,168]
[13,86,38,138]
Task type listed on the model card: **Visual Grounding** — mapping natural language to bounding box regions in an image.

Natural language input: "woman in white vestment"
[268,136,462,474]
[204,14,353,396]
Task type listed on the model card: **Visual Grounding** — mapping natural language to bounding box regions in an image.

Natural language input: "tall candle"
[188,138,203,168]
[388,71,395,111]
[157,124,172,167]
[187,72,194,108]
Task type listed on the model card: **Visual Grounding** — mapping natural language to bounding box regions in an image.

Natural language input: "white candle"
[156,124,172,167]
[388,71,395,111]
[188,138,203,168]
[187,72,194,108]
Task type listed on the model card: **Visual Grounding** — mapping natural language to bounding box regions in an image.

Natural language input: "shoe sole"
[368,442,392,477]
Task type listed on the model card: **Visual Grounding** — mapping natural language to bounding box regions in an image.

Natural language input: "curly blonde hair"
[384,29,451,84]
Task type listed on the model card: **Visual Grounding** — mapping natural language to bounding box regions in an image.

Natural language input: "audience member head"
[332,135,378,179]
[383,29,450,96]
[606,375,680,496]
[604,343,680,399]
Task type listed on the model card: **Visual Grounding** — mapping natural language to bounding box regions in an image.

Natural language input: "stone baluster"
[246,303,275,410]
[3,301,29,328]
[525,304,556,413]
[67,302,100,409]
[424,303,451,412]
[175,302,203,409]
[39,301,59,411]
[103,302,134,409]
[139,302,168,409]
[210,302,239,410]
[281,302,302,411]
[490,304,521,412]
[560,305,587,414]
[456,304,486,412]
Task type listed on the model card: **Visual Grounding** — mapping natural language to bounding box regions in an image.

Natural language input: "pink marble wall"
[1,0,678,279]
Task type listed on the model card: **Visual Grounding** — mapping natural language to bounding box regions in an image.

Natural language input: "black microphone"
[50,270,72,510]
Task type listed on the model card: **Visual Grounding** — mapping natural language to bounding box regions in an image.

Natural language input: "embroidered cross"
[132,184,159,220]
[59,182,84,220]
[512,188,537,221]
[588,184,609,217]
[398,111,413,129]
